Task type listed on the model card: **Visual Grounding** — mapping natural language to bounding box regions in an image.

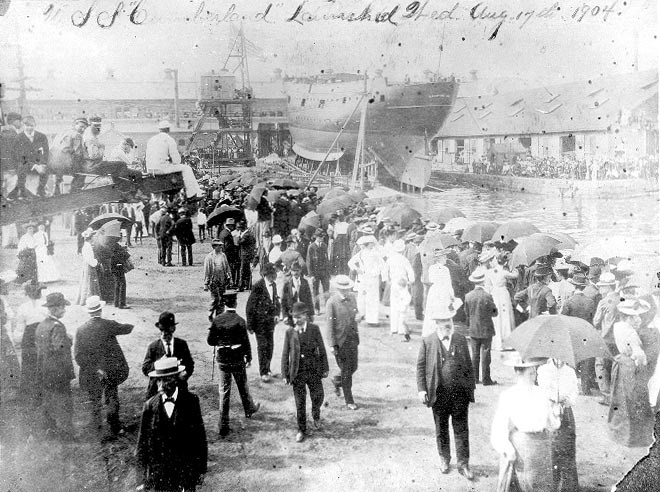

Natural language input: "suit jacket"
[35,316,75,390]
[246,279,280,333]
[281,276,314,325]
[306,241,330,278]
[416,332,475,408]
[238,229,256,260]
[561,291,596,322]
[218,227,238,261]
[156,214,174,240]
[142,337,194,398]
[135,390,207,491]
[325,292,359,348]
[174,217,196,244]
[207,310,252,367]
[281,323,329,381]
[465,287,498,338]
[514,281,557,317]
[74,317,133,391]
[16,131,49,169]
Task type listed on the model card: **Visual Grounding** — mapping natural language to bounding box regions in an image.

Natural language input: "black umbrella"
[89,212,133,230]
[207,205,244,228]
[271,178,301,189]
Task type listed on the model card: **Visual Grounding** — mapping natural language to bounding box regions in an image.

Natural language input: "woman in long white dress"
[348,235,384,326]
[421,248,457,337]
[34,223,60,283]
[76,228,100,305]
[384,240,414,341]
[485,254,518,351]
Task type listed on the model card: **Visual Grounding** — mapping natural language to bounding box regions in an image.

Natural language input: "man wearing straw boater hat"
[491,353,560,491]
[35,292,75,440]
[74,296,134,439]
[135,358,207,492]
[416,297,475,480]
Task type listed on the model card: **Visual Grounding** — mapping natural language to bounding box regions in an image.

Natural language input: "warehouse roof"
[436,70,658,138]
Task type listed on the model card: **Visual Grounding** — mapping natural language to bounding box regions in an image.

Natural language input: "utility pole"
[164,68,180,128]
[1,43,40,114]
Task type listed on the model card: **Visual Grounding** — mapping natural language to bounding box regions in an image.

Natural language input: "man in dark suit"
[562,273,598,395]
[174,207,196,266]
[281,262,314,327]
[135,358,207,492]
[237,220,256,291]
[13,115,50,199]
[246,262,281,382]
[464,268,498,386]
[2,112,23,199]
[142,312,194,399]
[218,217,239,286]
[417,300,476,480]
[306,229,330,315]
[326,275,361,410]
[282,302,329,443]
[207,290,260,437]
[156,208,175,266]
[514,265,557,318]
[74,296,133,438]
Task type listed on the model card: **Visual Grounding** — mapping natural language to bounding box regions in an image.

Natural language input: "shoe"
[219,427,231,438]
[313,419,322,430]
[483,380,498,386]
[246,402,261,418]
[118,305,131,309]
[401,335,410,343]
[165,263,174,267]
[458,465,474,481]
[295,431,305,443]
[261,374,271,383]
[439,458,450,474]
[346,403,358,410]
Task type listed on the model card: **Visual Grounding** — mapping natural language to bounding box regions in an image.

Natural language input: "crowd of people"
[1,150,659,491]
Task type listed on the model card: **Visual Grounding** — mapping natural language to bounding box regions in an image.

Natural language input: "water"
[423,185,660,272]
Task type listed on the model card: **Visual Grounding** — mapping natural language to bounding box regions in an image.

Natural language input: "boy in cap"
[207,290,260,437]
[35,292,75,440]
[203,239,233,320]
[141,312,194,399]
[135,357,207,492]
[464,267,498,385]
[282,302,329,443]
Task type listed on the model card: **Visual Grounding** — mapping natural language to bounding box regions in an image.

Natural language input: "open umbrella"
[420,233,460,253]
[461,221,498,243]
[216,174,238,185]
[315,188,333,198]
[376,203,421,228]
[504,314,610,367]
[206,205,244,228]
[572,236,634,264]
[224,181,241,191]
[317,196,353,217]
[347,190,368,203]
[492,220,540,243]
[322,188,349,201]
[271,178,300,189]
[267,190,285,202]
[544,232,577,250]
[509,233,561,268]
[298,211,321,234]
[431,207,465,225]
[443,217,474,234]
[89,212,133,230]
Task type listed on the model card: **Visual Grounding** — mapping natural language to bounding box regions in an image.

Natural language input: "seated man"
[145,120,201,201]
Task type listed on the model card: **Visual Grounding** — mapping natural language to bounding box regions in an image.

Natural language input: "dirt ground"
[0,221,653,491]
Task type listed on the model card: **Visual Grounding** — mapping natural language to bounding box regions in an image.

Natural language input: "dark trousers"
[576,357,596,394]
[432,392,470,466]
[113,272,126,307]
[209,284,225,318]
[156,238,162,263]
[123,224,133,246]
[84,383,120,436]
[469,337,493,384]
[238,256,253,290]
[292,371,324,433]
[159,237,172,265]
[413,280,424,320]
[180,243,193,266]
[198,225,206,241]
[254,326,275,376]
[8,167,45,198]
[333,341,358,404]
[311,275,330,311]
[218,364,255,430]
[76,233,84,254]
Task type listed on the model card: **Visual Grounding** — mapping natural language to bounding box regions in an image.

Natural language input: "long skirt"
[551,407,579,492]
[499,430,555,492]
[608,354,654,447]
[331,234,350,276]
[491,285,515,350]
[16,248,38,284]
[20,322,41,404]
[76,264,100,305]
[356,275,380,324]
[390,283,411,335]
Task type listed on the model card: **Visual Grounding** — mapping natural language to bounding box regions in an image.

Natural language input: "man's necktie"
[442,336,450,342]
[164,397,175,404]
[166,342,172,357]
[271,283,278,304]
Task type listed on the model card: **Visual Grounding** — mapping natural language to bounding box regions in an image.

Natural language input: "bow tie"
[164,397,175,404]
[442,336,450,342]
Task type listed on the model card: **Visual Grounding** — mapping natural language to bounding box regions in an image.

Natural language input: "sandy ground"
[0,222,652,492]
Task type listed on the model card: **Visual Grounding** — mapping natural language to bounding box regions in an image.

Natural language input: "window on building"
[301,99,306,107]
[519,137,532,149]
[380,95,385,102]
[561,135,576,153]
[342,97,347,104]
[319,99,326,108]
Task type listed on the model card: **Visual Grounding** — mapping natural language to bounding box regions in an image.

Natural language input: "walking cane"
[211,346,216,382]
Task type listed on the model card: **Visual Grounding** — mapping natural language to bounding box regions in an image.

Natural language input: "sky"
[0,0,657,98]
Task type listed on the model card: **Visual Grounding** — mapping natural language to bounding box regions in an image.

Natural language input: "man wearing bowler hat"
[306,228,330,315]
[417,300,476,480]
[207,290,260,437]
[35,292,75,440]
[142,312,194,399]
[135,358,207,492]
[74,296,134,438]
[282,302,329,443]
[218,217,239,286]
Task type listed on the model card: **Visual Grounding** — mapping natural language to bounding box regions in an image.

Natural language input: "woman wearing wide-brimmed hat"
[491,353,560,492]
[608,298,655,447]
[76,228,100,305]
[16,222,39,284]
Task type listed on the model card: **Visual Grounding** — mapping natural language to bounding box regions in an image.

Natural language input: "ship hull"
[285,77,458,188]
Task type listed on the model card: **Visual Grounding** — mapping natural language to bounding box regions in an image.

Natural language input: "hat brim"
[333,279,355,289]
[155,321,179,327]
[503,357,548,367]
[86,300,106,312]
[148,365,185,378]
[42,299,71,308]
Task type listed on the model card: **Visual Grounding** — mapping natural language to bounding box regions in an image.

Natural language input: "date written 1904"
[571,0,618,22]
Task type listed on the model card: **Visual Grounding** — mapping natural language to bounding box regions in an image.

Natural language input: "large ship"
[284,72,458,189]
